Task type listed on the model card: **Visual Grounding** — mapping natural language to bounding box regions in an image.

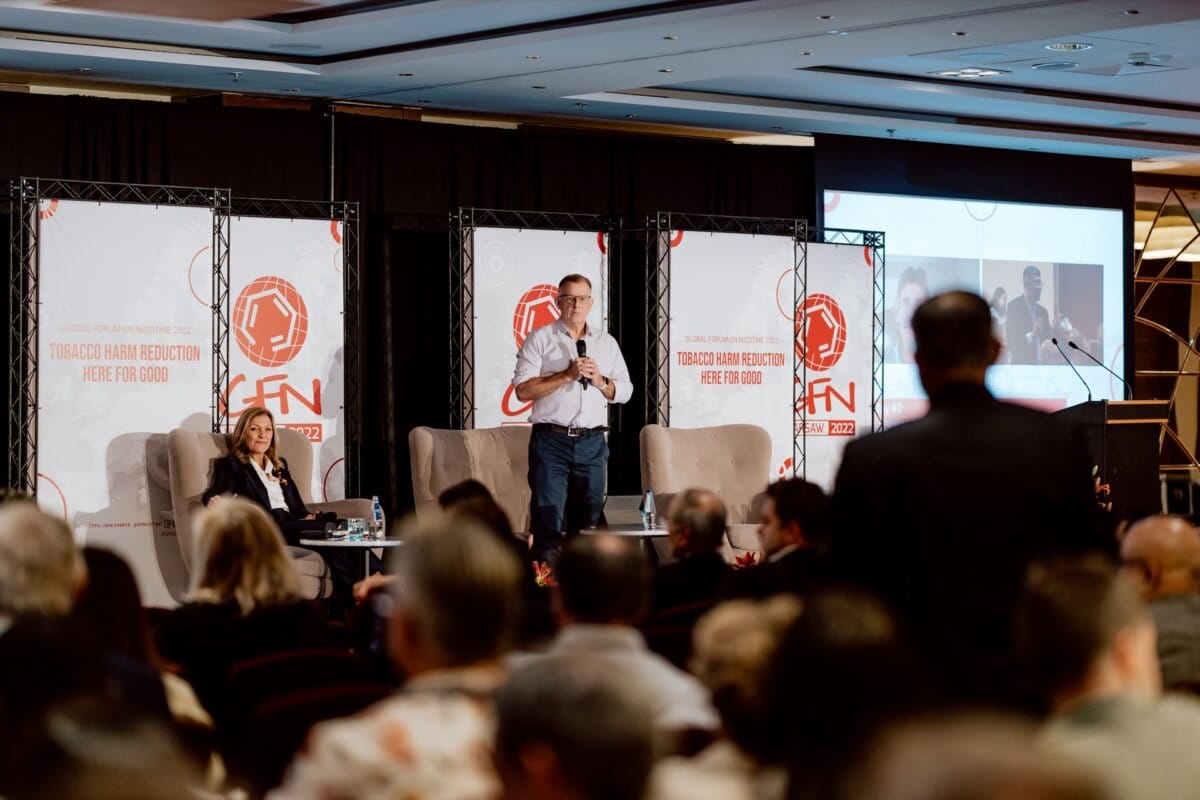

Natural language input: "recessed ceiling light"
[1031,61,1078,70]
[1124,8,1140,15]
[658,67,673,73]
[626,113,639,119]
[531,85,546,90]
[283,88,301,93]
[798,50,812,56]
[575,102,588,109]
[526,55,541,60]
[771,126,784,130]
[416,99,431,104]
[952,31,968,37]
[930,67,1011,78]
[827,30,845,35]
[1046,42,1093,51]
[817,14,833,20]
[269,42,320,51]
[397,72,414,77]
[1115,120,1147,127]
[662,34,677,40]
[75,67,92,73]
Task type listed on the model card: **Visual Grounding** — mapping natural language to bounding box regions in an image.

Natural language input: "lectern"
[1053,400,1169,521]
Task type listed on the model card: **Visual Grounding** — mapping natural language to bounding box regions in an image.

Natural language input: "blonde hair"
[229,407,281,470]
[0,502,82,616]
[190,497,300,615]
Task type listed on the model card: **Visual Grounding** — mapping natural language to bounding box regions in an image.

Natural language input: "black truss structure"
[449,208,616,430]
[6,178,228,494]
[642,212,806,429]
[228,197,361,495]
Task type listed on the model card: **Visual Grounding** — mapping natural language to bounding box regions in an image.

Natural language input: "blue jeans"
[528,425,608,561]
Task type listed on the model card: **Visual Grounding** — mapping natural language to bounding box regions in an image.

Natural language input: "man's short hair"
[390,515,523,665]
[666,488,727,553]
[764,478,829,541]
[1023,265,1041,282]
[555,534,649,624]
[495,657,655,800]
[1015,554,1146,697]
[911,290,997,371]
[558,274,592,292]
[0,502,81,616]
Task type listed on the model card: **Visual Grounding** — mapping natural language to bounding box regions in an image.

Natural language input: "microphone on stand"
[577,339,589,389]
[1068,340,1132,400]
[1052,338,1091,402]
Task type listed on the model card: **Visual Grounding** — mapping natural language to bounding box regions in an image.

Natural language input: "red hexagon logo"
[513,284,561,349]
[796,293,847,372]
[234,275,309,367]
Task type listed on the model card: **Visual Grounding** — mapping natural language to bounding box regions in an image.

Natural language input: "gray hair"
[0,502,82,616]
[390,514,523,666]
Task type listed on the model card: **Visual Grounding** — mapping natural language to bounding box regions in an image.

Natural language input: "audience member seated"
[0,501,174,788]
[831,291,1109,707]
[156,498,344,716]
[515,534,717,738]
[773,587,925,799]
[270,516,523,800]
[722,478,830,600]
[203,405,379,615]
[1017,554,1200,799]
[646,488,731,667]
[72,547,217,780]
[1120,514,1200,690]
[494,657,656,800]
[647,595,801,800]
[844,713,1105,800]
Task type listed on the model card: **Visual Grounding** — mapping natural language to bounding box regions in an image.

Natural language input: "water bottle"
[370,495,384,539]
[641,488,656,530]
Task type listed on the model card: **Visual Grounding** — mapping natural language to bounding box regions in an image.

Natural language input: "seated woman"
[156,497,344,716]
[202,405,379,612]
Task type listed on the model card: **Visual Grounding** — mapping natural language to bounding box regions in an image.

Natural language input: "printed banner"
[37,199,213,606]
[225,216,346,502]
[797,242,876,490]
[471,227,609,429]
[668,231,796,481]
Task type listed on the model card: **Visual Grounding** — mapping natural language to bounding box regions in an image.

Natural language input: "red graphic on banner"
[502,383,534,418]
[39,199,59,221]
[596,232,607,254]
[670,230,684,247]
[863,246,873,267]
[330,220,342,245]
[795,293,847,372]
[186,246,210,307]
[234,276,310,367]
[512,284,560,349]
[823,192,841,213]
[37,472,68,519]
[776,457,793,479]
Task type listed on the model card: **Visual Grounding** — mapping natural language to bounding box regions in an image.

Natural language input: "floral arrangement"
[1093,464,1112,514]
[732,551,761,569]
[533,561,556,588]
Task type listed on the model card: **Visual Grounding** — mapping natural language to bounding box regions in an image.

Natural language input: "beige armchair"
[408,425,532,533]
[640,424,772,563]
[166,427,372,599]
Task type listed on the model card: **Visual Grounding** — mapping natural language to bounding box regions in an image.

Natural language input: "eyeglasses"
[558,295,592,306]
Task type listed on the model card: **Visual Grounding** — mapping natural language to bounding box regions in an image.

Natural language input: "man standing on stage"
[513,274,632,562]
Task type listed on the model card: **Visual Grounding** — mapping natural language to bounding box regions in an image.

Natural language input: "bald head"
[911,291,1000,392]
[1121,515,1200,600]
[666,488,727,557]
[555,534,650,625]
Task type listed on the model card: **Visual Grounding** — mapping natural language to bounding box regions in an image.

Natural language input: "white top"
[250,458,289,511]
[512,320,633,428]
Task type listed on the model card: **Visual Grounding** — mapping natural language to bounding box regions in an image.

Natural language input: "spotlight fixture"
[817,14,833,20]
[1045,42,1092,51]
[626,113,639,119]
[525,55,541,60]
[662,34,678,40]
[930,67,1010,78]
[952,31,968,37]
[75,67,92,73]
[658,67,673,73]
[397,72,414,77]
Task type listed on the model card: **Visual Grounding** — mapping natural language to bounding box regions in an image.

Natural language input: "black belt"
[533,423,609,438]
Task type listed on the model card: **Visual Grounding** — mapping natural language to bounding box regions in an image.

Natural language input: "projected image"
[824,190,1124,424]
[885,256,978,364]
[984,260,1102,366]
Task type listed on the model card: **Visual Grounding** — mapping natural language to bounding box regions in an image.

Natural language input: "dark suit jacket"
[721,546,830,601]
[1005,294,1050,364]
[203,454,309,520]
[830,382,1109,702]
[652,552,730,614]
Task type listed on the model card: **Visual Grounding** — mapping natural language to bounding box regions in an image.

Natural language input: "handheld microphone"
[576,339,588,389]
[1068,340,1132,400]
[1052,338,1091,402]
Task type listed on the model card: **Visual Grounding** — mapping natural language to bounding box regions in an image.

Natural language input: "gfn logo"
[796,293,847,372]
[234,276,309,367]
[512,284,561,348]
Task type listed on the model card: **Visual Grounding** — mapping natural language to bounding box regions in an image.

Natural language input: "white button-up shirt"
[512,320,633,428]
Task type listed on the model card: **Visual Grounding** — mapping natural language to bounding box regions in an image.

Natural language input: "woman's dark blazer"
[202,454,309,520]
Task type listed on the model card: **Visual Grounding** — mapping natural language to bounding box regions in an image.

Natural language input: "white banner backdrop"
[668,231,796,481]
[796,242,877,490]
[37,199,213,606]
[226,216,346,502]
[472,227,609,429]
